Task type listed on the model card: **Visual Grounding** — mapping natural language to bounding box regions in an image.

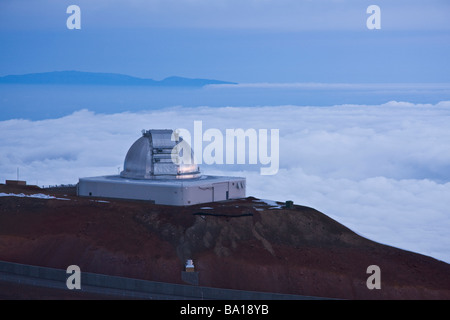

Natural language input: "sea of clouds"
[1,101,450,263]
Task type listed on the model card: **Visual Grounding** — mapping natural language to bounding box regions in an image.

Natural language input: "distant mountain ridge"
[0,71,237,87]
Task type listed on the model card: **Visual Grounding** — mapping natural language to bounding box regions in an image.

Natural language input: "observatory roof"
[120,129,200,180]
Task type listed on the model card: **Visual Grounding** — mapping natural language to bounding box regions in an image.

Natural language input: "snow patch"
[0,192,70,200]
[253,199,284,209]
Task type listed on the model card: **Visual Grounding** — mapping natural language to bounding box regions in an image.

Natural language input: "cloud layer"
[1,101,450,263]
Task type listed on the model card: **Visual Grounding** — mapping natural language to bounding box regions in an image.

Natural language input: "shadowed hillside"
[0,183,449,299]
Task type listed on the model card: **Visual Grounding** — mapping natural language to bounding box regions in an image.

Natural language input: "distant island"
[0,71,237,87]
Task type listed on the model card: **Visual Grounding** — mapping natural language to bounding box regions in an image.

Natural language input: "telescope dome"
[120,129,200,180]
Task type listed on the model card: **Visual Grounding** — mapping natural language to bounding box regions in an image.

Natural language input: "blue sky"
[1,0,449,82]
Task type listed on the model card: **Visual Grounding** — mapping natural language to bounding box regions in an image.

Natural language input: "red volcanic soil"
[0,183,449,299]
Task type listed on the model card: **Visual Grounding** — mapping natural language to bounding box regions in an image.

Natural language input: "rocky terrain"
[0,183,449,299]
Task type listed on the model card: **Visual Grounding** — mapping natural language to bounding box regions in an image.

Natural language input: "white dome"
[120,129,200,180]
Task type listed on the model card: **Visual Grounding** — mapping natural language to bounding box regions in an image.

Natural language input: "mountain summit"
[0,183,449,299]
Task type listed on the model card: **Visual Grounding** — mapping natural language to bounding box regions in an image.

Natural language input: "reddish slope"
[0,184,449,299]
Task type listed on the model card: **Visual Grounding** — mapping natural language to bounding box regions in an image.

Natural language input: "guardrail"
[0,260,325,300]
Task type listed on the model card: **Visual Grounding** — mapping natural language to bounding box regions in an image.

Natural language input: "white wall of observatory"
[77,175,246,206]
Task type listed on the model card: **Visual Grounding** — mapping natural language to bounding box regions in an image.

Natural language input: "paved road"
[0,272,203,300]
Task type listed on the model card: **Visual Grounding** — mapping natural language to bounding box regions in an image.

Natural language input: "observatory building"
[77,129,246,206]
